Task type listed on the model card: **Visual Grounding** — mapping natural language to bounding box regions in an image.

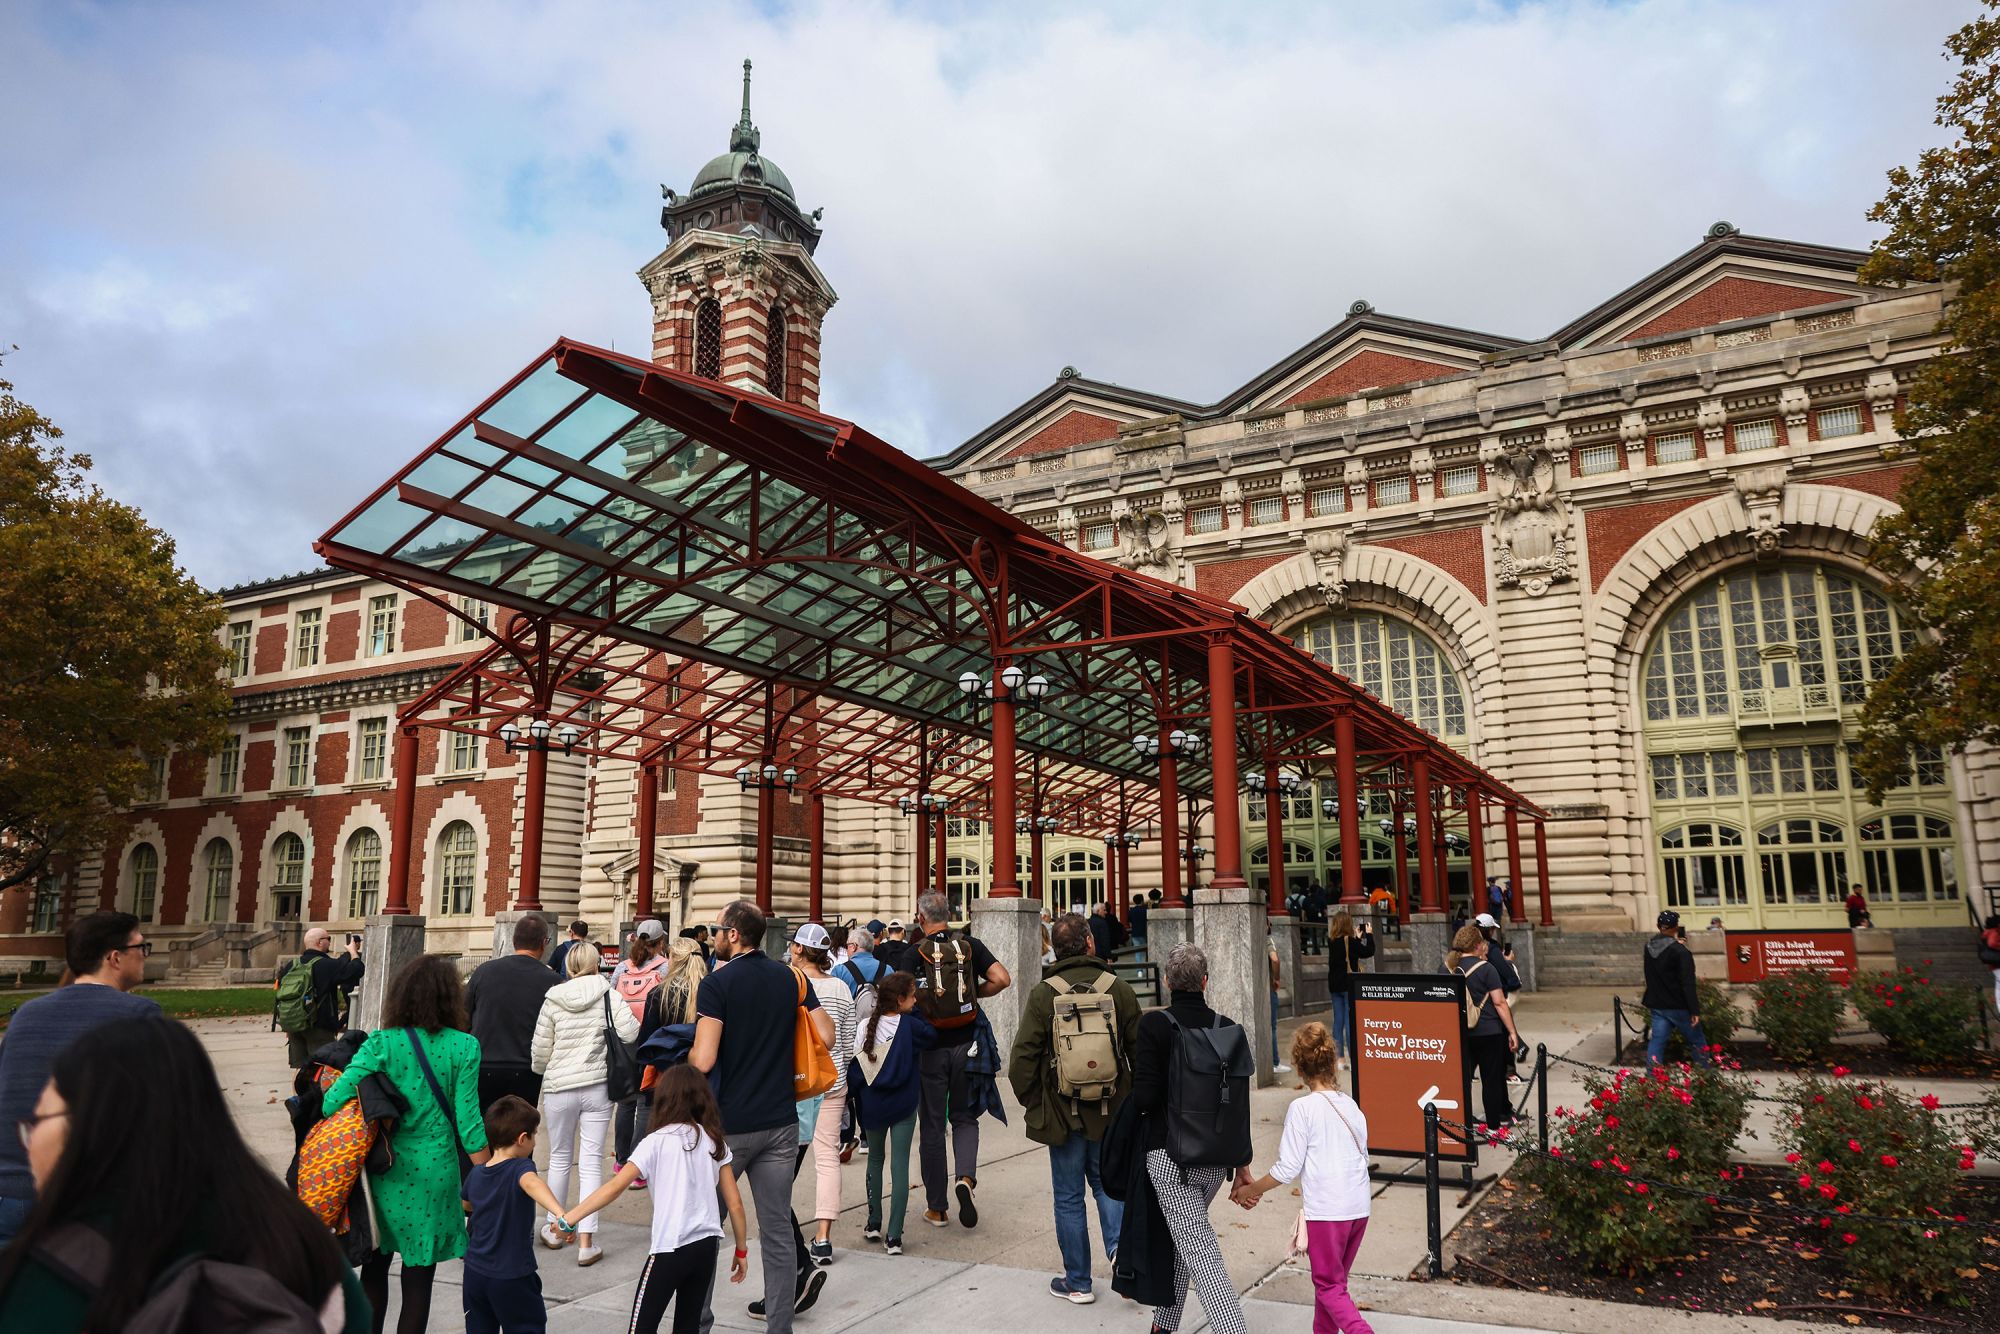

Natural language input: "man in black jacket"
[1641,910,1712,1067]
[282,928,365,1068]
[466,915,560,1111]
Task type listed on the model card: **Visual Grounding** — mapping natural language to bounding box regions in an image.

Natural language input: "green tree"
[0,369,230,891]
[1853,1,2000,798]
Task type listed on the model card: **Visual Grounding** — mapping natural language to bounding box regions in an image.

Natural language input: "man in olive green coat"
[1007,912,1142,1305]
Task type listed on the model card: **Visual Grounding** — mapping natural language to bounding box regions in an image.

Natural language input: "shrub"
[1849,965,1980,1064]
[1749,968,1846,1062]
[1525,1063,1751,1273]
[1777,1072,1978,1300]
[1649,978,1741,1060]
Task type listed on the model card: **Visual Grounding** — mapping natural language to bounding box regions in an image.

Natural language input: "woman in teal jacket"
[323,953,490,1334]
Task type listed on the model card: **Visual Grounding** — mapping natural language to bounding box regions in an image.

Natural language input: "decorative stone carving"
[1487,436,1573,597]
[1304,402,1348,426]
[731,240,768,276]
[1716,325,1772,349]
[1303,529,1349,608]
[1866,369,1898,429]
[1636,339,1693,363]
[1698,398,1728,453]
[1797,309,1856,334]
[1056,507,1078,545]
[1779,385,1810,436]
[1620,409,1648,462]
[1410,446,1435,492]
[1219,479,1243,523]
[1116,505,1181,583]
[1281,467,1305,516]
[1734,465,1788,556]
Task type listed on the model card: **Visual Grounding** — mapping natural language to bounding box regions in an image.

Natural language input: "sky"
[0,0,1981,589]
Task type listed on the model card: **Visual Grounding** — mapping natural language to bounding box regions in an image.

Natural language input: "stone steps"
[1888,926,1994,991]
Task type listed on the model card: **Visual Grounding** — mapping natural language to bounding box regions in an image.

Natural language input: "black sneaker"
[862,1222,882,1243]
[795,1268,828,1314]
[955,1177,978,1229]
[808,1239,833,1267]
[884,1235,903,1255]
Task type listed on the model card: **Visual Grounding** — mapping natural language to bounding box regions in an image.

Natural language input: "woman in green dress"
[323,952,490,1334]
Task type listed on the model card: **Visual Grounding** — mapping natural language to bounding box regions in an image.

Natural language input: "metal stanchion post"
[1423,1104,1443,1279]
[1612,998,1622,1062]
[1536,1043,1549,1154]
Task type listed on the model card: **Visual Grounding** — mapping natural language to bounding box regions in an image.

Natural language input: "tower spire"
[730,58,760,154]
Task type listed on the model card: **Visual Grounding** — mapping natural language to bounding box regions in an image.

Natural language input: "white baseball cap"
[887,919,904,930]
[792,922,832,950]
[635,919,666,940]
[1473,912,1500,929]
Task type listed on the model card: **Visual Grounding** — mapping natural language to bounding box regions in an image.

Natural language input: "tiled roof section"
[216,566,348,599]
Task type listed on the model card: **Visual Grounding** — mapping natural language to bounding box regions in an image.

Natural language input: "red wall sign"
[1723,929,1858,984]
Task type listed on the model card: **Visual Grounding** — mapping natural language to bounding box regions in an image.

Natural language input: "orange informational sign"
[1348,974,1473,1162]
[1724,930,1858,984]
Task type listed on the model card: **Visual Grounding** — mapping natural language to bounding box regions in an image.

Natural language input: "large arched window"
[346,829,383,918]
[201,839,235,923]
[436,821,477,916]
[1859,813,1957,904]
[694,299,723,379]
[271,833,305,922]
[945,856,983,920]
[1658,822,1747,911]
[1756,818,1847,907]
[128,843,159,922]
[766,303,788,398]
[1048,851,1106,915]
[1299,613,1468,742]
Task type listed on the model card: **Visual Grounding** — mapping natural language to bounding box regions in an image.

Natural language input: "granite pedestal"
[352,914,428,1033]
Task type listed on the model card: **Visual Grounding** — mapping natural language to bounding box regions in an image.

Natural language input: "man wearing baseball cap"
[1641,910,1711,1067]
[1474,913,1525,1081]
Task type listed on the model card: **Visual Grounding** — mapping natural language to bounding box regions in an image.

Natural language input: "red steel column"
[1206,638,1246,891]
[635,761,660,920]
[989,668,1020,897]
[933,812,947,898]
[1533,817,1555,927]
[1464,787,1485,919]
[754,778,775,913]
[1158,741,1183,907]
[1265,761,1286,917]
[1504,803,1527,920]
[1413,755,1440,914]
[1030,826,1046,900]
[385,725,420,915]
[913,810,929,910]
[1334,713,1364,907]
[1391,796,1411,922]
[518,743,548,911]
[808,792,825,924]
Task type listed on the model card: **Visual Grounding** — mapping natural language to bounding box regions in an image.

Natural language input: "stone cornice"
[229,666,454,723]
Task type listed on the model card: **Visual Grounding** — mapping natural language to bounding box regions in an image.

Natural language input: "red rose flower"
[1881,1155,1899,1167]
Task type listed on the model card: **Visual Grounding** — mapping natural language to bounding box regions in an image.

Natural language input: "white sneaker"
[539,1222,565,1250]
[1273,1063,1293,1074]
[577,1245,603,1266]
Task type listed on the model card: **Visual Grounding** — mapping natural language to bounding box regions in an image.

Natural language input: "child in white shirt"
[1234,1021,1373,1333]
[561,1064,747,1334]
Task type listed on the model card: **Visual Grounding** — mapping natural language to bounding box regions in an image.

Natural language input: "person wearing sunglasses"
[0,912,158,1247]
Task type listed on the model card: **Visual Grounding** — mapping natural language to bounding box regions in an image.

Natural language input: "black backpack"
[1162,1013,1254,1169]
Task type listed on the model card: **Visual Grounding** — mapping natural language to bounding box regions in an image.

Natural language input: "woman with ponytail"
[843,972,933,1256]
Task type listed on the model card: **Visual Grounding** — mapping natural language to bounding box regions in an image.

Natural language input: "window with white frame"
[1372,475,1411,506]
[1438,464,1479,497]
[202,838,234,922]
[1816,405,1862,439]
[31,875,61,934]
[293,608,322,668]
[456,597,489,644]
[366,595,398,657]
[216,734,241,795]
[346,829,382,917]
[1188,505,1224,534]
[1654,430,1697,464]
[283,727,313,789]
[449,729,480,773]
[1247,496,1284,526]
[1308,486,1346,516]
[437,821,478,915]
[357,718,388,781]
[1577,443,1620,475]
[271,833,305,920]
[226,621,253,677]
[1733,418,1778,452]
[128,844,159,921]
[1081,522,1114,551]
[142,755,166,803]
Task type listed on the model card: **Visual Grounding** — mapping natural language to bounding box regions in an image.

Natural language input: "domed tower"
[641,60,837,409]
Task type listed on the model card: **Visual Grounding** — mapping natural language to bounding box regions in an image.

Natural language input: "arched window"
[694,299,723,379]
[1658,822,1747,911]
[1859,813,1958,903]
[766,303,787,398]
[271,833,305,921]
[1248,840,1316,896]
[1756,819,1847,907]
[201,839,235,923]
[128,843,159,922]
[436,821,478,916]
[346,829,383,918]
[1048,851,1106,915]
[1299,613,1467,741]
[945,856,984,920]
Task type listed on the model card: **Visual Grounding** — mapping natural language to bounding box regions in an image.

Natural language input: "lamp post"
[900,792,950,910]
[737,760,798,914]
[1016,812,1058,902]
[497,716,587,913]
[956,664,1059,902]
[1246,768,1300,917]
[1132,728,1202,908]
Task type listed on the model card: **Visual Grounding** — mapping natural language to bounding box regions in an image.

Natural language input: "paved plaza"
[197,987,1934,1334]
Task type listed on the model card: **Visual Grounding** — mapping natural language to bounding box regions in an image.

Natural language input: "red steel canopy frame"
[316,340,1552,921]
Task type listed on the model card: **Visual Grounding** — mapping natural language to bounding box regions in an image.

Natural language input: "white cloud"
[0,0,1979,586]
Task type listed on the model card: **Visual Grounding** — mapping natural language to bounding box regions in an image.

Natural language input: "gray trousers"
[918,1042,979,1213]
[699,1124,805,1334]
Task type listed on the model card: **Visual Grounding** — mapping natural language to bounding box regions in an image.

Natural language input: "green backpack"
[273,956,316,1034]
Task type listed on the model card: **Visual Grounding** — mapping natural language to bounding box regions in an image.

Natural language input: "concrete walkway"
[196,989,1886,1333]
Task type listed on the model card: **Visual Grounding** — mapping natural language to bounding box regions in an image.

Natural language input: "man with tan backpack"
[1007,912,1142,1305]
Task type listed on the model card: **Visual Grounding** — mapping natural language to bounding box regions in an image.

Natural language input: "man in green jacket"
[1007,912,1142,1306]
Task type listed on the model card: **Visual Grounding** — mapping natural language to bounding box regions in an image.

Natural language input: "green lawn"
[0,985,273,1029]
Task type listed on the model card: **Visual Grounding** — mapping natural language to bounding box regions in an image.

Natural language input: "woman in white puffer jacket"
[530,943,640,1265]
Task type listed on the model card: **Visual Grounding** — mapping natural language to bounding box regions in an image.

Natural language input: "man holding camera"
[276,927,365,1068]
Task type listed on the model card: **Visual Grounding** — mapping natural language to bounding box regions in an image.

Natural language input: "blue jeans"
[1647,1009,1713,1067]
[0,1194,29,1249]
[1048,1133,1122,1293]
[1270,988,1282,1065]
[1329,992,1353,1060]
